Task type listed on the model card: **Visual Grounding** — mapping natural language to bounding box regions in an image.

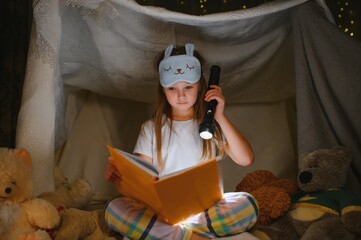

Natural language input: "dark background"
[0,0,360,148]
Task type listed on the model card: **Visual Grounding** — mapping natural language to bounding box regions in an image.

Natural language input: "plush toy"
[236,170,298,225]
[38,166,94,210]
[0,147,60,240]
[38,165,114,239]
[54,208,116,240]
[253,146,361,240]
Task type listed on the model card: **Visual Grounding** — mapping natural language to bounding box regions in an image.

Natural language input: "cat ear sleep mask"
[159,43,201,87]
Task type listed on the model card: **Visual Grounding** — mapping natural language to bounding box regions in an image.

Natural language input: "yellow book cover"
[106,145,223,225]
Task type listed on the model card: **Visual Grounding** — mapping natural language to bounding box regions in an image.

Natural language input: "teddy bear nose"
[299,171,312,184]
[5,187,12,194]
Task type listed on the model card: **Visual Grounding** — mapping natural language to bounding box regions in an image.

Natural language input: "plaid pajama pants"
[104,192,258,240]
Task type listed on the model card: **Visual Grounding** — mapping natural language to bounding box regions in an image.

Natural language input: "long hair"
[153,45,224,169]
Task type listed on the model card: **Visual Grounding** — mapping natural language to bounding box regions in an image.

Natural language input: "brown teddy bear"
[54,208,116,240]
[0,147,60,240]
[253,146,361,240]
[236,170,298,225]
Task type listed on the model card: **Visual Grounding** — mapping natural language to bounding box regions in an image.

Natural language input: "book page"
[154,159,223,224]
[160,157,222,179]
[117,149,159,176]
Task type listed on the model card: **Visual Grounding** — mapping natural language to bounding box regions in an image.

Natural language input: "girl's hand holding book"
[105,156,121,183]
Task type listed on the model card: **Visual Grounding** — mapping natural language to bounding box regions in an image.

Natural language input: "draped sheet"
[16,0,361,203]
[293,2,361,195]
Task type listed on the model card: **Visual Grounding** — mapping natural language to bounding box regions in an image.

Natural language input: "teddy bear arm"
[23,198,61,229]
[341,208,361,234]
[38,179,93,209]
[337,190,361,233]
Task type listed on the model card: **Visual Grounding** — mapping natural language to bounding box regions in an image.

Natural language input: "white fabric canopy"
[18,0,361,206]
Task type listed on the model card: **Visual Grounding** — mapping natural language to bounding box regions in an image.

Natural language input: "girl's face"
[164,81,200,115]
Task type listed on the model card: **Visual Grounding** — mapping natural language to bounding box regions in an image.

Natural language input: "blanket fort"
[16,0,361,202]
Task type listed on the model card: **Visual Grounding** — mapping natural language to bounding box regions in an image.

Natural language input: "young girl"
[104,43,258,240]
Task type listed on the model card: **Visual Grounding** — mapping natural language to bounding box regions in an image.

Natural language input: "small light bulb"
[200,131,213,140]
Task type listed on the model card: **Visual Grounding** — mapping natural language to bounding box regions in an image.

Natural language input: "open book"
[106,145,223,225]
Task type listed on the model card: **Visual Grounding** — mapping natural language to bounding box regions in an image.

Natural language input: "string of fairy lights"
[135,0,360,41]
[333,0,360,39]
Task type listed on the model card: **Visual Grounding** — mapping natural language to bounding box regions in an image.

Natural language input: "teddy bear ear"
[14,148,32,165]
[334,145,352,161]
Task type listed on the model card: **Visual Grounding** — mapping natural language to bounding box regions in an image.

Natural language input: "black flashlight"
[199,65,221,140]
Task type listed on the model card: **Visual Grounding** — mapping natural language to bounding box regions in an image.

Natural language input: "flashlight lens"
[200,131,213,140]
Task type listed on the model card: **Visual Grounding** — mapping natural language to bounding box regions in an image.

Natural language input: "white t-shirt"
[133,118,216,176]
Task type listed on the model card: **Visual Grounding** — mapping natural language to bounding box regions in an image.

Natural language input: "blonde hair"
[153,45,224,169]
